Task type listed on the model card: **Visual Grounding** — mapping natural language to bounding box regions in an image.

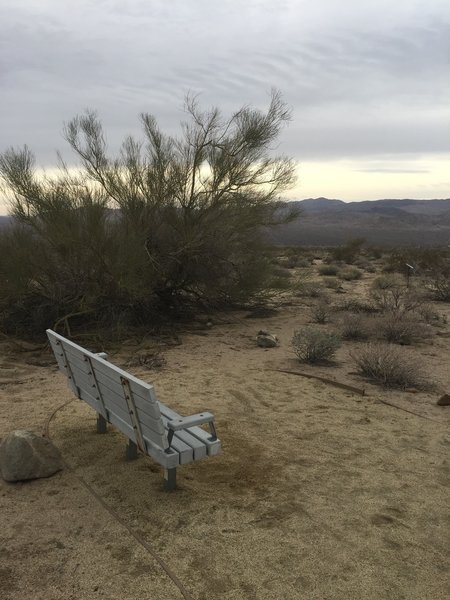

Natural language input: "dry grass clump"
[339,313,370,340]
[292,327,341,363]
[351,343,429,389]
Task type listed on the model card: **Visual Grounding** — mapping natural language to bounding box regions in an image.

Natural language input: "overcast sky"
[1,0,449,211]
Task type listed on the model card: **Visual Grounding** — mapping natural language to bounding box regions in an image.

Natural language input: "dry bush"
[309,299,331,324]
[370,275,425,313]
[329,238,366,264]
[323,277,343,291]
[339,313,370,340]
[333,299,378,314]
[339,267,363,281]
[351,343,429,389]
[292,327,341,363]
[318,264,339,276]
[374,312,429,345]
[293,280,324,298]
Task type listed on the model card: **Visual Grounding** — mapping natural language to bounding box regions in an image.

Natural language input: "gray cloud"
[0,0,449,165]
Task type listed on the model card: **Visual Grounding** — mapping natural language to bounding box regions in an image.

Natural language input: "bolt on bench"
[46,329,221,490]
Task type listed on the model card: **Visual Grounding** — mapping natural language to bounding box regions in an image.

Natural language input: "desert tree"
[0,90,297,335]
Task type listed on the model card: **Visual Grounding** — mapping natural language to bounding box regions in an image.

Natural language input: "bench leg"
[96,414,107,434]
[164,468,177,491]
[126,440,138,460]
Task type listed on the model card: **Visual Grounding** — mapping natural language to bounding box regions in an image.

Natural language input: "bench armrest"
[167,412,215,431]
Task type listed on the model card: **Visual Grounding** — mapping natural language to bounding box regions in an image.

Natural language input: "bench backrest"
[46,329,169,454]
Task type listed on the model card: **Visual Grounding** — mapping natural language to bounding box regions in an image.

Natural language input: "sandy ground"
[1,277,449,599]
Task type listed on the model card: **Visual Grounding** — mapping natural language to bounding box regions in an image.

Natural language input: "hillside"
[274,198,450,247]
[2,198,450,246]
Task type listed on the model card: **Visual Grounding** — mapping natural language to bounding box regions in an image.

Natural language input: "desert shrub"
[329,238,366,264]
[293,280,324,298]
[351,343,429,389]
[339,313,370,340]
[0,92,297,336]
[424,268,450,301]
[384,247,450,274]
[318,264,339,276]
[292,327,341,363]
[370,276,425,313]
[374,312,429,345]
[417,303,441,324]
[310,299,331,324]
[354,257,376,273]
[323,277,343,291]
[333,299,378,313]
[338,267,363,281]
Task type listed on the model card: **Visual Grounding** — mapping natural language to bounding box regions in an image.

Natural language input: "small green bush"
[292,327,341,363]
[351,343,429,389]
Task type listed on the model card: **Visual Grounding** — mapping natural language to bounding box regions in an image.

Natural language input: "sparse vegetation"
[351,343,430,389]
[292,327,341,363]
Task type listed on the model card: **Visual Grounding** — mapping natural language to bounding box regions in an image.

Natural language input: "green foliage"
[292,327,341,363]
[0,92,297,336]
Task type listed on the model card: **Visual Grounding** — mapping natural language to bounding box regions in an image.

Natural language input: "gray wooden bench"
[46,329,220,490]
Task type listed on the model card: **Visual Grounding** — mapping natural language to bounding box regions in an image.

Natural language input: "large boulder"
[0,431,63,482]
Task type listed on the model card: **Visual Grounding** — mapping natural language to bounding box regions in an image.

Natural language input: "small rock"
[256,331,279,348]
[437,394,450,406]
[0,431,63,482]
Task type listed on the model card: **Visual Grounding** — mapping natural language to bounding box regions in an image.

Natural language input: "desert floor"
[1,272,449,600]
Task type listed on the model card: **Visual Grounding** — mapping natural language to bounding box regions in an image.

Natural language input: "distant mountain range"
[273,198,450,247]
[2,198,450,247]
